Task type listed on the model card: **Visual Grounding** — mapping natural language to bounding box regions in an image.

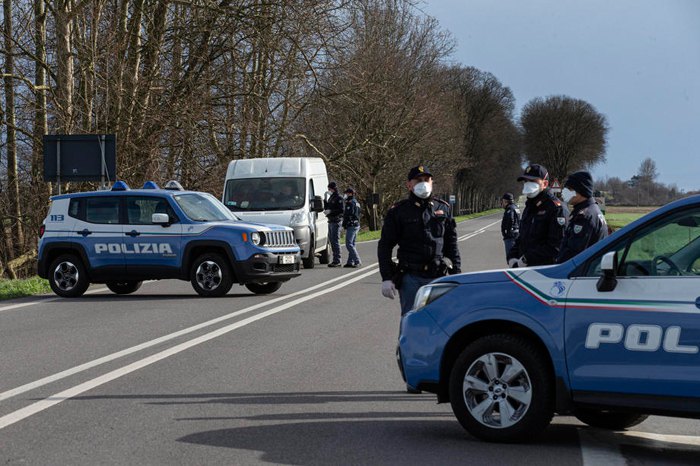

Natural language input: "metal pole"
[57,137,61,195]
[99,134,106,189]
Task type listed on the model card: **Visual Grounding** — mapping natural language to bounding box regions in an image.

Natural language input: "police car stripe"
[505,271,695,313]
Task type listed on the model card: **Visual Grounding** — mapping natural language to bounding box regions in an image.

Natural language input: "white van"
[223,157,330,268]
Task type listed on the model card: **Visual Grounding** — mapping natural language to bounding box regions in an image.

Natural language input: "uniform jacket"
[377,193,461,280]
[324,191,344,222]
[507,189,568,266]
[501,203,520,240]
[342,197,361,228]
[556,198,608,263]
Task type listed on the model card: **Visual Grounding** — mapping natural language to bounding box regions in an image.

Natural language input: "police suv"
[38,181,301,298]
[398,194,700,442]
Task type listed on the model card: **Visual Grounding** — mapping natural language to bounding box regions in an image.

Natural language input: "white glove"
[381,280,397,299]
[323,209,331,216]
[516,256,528,268]
[508,258,519,268]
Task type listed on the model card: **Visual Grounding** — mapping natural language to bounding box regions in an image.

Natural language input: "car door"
[309,178,328,251]
[565,205,700,400]
[74,196,125,274]
[123,196,182,274]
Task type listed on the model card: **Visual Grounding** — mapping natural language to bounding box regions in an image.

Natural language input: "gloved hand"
[381,280,397,299]
[449,267,461,275]
[323,209,331,216]
[508,258,519,268]
[516,256,528,268]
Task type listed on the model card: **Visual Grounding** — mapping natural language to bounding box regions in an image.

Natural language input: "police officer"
[324,181,344,267]
[507,164,568,267]
[378,165,461,315]
[557,171,608,263]
[500,192,520,263]
[342,187,362,267]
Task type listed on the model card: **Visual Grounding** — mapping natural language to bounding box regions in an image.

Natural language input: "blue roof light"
[111,181,130,191]
[143,181,159,189]
[164,180,184,191]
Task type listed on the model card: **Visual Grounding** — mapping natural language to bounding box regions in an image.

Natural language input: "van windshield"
[224,177,306,211]
[173,193,236,222]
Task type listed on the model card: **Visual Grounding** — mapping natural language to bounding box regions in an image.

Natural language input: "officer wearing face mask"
[507,164,568,267]
[323,181,344,267]
[377,165,461,316]
[556,171,608,263]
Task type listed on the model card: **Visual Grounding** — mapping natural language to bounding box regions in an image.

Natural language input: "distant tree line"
[1,0,610,278]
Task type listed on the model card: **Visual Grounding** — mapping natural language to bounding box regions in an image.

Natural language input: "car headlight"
[251,232,262,245]
[412,283,458,311]
[289,210,308,227]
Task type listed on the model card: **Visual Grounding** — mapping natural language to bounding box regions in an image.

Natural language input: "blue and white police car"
[38,181,301,297]
[398,194,700,442]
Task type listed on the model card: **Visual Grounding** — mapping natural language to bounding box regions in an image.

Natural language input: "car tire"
[302,236,315,269]
[106,281,143,295]
[319,240,330,264]
[48,254,90,298]
[449,334,554,443]
[574,409,648,430]
[245,282,283,294]
[190,253,234,297]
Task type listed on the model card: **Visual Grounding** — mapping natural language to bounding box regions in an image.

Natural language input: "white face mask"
[413,181,432,199]
[522,181,541,199]
[561,187,576,203]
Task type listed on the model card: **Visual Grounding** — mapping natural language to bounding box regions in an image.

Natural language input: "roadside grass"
[0,276,51,301]
[605,206,657,231]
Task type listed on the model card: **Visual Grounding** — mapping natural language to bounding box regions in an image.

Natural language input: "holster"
[390,260,404,289]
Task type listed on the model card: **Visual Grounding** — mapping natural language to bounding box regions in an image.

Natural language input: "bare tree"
[521,95,608,182]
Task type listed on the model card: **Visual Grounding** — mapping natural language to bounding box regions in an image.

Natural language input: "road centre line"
[0,285,111,314]
[0,266,381,430]
[458,220,500,241]
[0,265,375,404]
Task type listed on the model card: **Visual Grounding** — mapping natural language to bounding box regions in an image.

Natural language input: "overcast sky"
[421,0,699,191]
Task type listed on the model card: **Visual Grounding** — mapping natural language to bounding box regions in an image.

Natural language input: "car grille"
[272,264,298,273]
[263,230,296,247]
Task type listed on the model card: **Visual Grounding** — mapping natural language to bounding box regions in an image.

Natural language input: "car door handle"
[126,230,140,237]
[77,229,92,237]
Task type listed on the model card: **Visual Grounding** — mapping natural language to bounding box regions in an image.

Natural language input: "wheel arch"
[182,241,237,281]
[40,243,91,279]
[437,317,571,412]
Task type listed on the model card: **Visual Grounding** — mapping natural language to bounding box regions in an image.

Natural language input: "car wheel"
[319,240,330,264]
[106,281,143,295]
[190,253,234,297]
[245,282,283,294]
[49,254,90,298]
[302,236,315,269]
[574,409,648,430]
[449,334,554,443]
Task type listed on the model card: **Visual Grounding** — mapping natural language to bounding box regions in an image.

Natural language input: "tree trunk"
[55,0,75,132]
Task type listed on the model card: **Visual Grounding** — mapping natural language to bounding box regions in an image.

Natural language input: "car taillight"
[39,224,45,238]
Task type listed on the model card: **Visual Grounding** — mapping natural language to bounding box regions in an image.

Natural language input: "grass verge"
[0,276,51,301]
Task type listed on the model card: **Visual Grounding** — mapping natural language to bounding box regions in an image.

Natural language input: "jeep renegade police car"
[398,194,700,442]
[38,181,301,297]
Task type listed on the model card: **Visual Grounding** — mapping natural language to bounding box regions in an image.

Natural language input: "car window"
[68,198,83,220]
[585,208,700,277]
[85,197,120,224]
[223,177,305,211]
[173,193,236,222]
[126,196,177,225]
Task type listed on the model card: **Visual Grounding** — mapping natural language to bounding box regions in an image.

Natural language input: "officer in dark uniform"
[323,181,344,267]
[557,171,608,263]
[500,192,520,263]
[378,165,461,315]
[507,164,568,267]
[342,187,362,267]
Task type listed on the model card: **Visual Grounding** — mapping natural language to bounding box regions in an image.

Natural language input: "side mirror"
[597,251,618,292]
[310,196,324,213]
[152,213,170,226]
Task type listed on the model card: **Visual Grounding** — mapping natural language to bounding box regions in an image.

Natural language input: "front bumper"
[292,226,311,258]
[233,252,302,284]
[398,310,450,391]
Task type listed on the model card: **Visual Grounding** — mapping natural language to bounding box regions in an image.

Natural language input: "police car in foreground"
[38,181,301,297]
[398,194,700,442]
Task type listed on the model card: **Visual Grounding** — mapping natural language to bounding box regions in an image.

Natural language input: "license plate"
[279,255,295,264]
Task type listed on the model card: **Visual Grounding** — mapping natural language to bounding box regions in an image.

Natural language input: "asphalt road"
[2,214,700,465]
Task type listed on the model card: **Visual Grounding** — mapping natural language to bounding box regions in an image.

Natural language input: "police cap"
[407,165,433,181]
[502,192,514,201]
[517,164,549,182]
[344,186,355,194]
[328,181,337,190]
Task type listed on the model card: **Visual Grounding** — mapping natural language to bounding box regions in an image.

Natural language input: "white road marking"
[458,220,500,241]
[621,430,700,448]
[0,266,374,404]
[0,285,109,313]
[0,267,380,430]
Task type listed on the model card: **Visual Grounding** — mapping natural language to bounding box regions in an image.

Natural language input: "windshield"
[173,193,236,222]
[224,177,306,211]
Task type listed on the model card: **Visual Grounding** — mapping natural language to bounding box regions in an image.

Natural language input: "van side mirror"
[310,196,324,213]
[152,213,170,226]
[597,251,618,292]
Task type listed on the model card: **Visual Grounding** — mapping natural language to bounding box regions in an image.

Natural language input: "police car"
[398,194,700,442]
[38,181,301,297]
